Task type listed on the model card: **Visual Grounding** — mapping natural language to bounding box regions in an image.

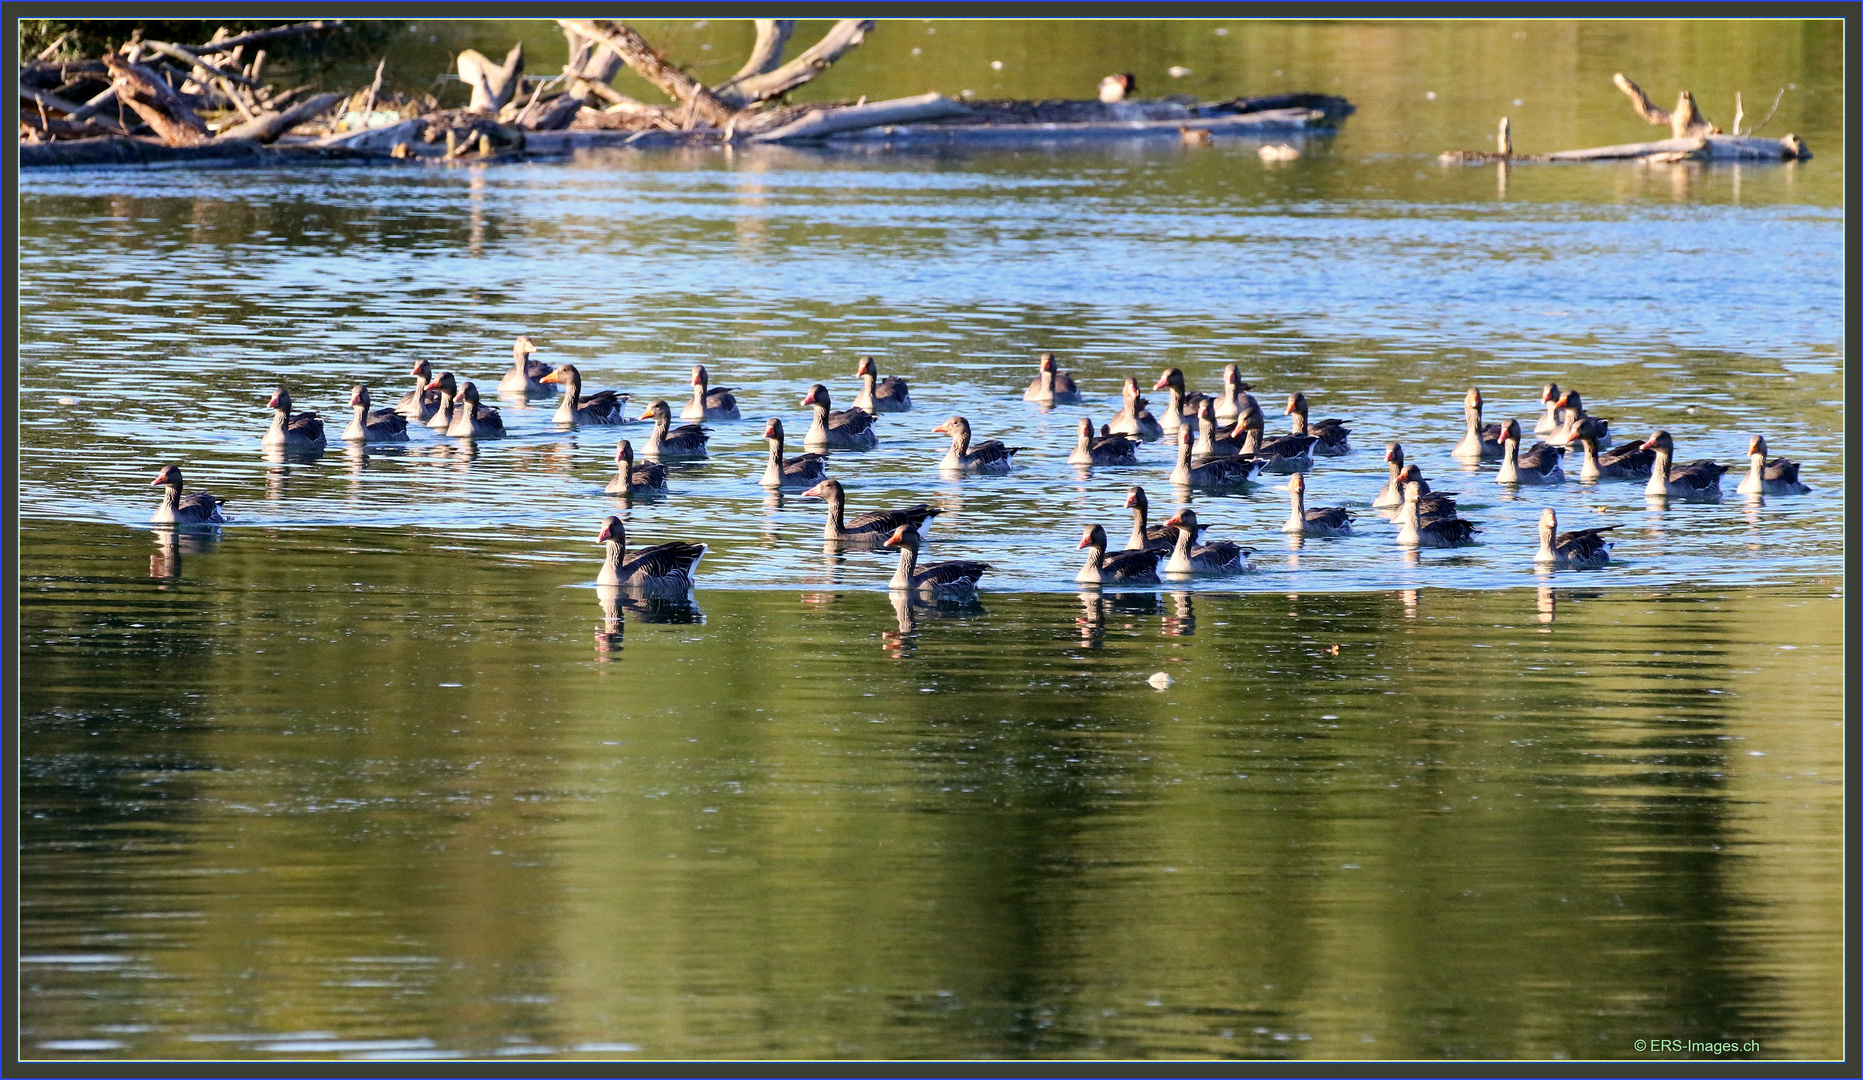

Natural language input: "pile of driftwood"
[1442,73,1809,164]
[22,18,1353,168]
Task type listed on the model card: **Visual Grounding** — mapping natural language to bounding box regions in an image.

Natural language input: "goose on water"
[1214,364,1258,423]
[1106,376,1164,442]
[886,525,989,595]
[1075,523,1163,585]
[607,440,667,497]
[149,465,227,524]
[759,417,828,489]
[800,479,940,544]
[263,387,326,450]
[1069,417,1140,465]
[1737,434,1810,495]
[540,364,630,426]
[445,381,504,438]
[801,384,879,450]
[1453,387,1505,461]
[1024,353,1083,405]
[1496,418,1565,485]
[499,335,556,396]
[1641,430,1726,500]
[1572,417,1654,481]
[1285,391,1351,455]
[396,359,441,421]
[343,384,409,442]
[1125,485,1207,551]
[1171,424,1258,488]
[637,399,710,458]
[596,515,706,591]
[1282,471,1354,536]
[853,355,911,413]
[1162,509,1252,575]
[936,415,1022,472]
[1151,368,1209,432]
[1535,508,1616,568]
[1396,478,1478,547]
[683,364,740,421]
[423,372,458,430]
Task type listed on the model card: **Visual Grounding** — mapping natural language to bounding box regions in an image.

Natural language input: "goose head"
[425,371,457,395]
[690,364,709,388]
[1464,387,1483,414]
[1384,441,1404,466]
[883,524,922,549]
[539,364,578,387]
[615,440,635,467]
[1539,507,1558,539]
[514,334,539,358]
[410,359,433,381]
[1152,367,1185,393]
[1077,523,1108,551]
[638,399,671,422]
[1124,485,1148,511]
[800,383,831,409]
[799,478,842,502]
[1164,508,1199,534]
[597,515,624,545]
[1285,391,1309,418]
[856,355,877,378]
[266,386,293,413]
[1541,382,1561,407]
[762,417,786,442]
[1076,416,1095,439]
[1640,430,1674,453]
[1499,418,1522,446]
[932,416,970,439]
[1747,434,1768,458]
[349,384,371,410]
[151,464,184,489]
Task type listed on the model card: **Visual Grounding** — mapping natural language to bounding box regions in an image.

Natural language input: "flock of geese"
[146,335,1814,598]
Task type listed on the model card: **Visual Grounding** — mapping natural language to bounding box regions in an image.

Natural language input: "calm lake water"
[17,18,1844,1062]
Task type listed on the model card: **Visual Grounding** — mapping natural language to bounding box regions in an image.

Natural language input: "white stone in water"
[58,396,78,405]
[1147,671,1174,690]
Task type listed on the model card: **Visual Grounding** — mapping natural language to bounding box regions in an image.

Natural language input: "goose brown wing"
[1100,548,1162,580]
[917,559,990,589]
[828,407,876,435]
[1599,441,1655,470]
[367,411,408,436]
[624,541,706,582]
[1671,460,1726,488]
[289,412,324,439]
[668,423,710,449]
[1555,526,1615,559]
[971,439,1023,465]
[847,505,941,534]
[1519,442,1565,471]
[524,357,554,381]
[1305,507,1355,528]
[1423,517,1479,544]
[473,404,504,432]
[1089,432,1138,458]
[1259,433,1316,458]
[704,387,738,408]
[877,376,910,399]
[630,461,668,489]
[1762,456,1801,483]
[176,492,225,521]
[1191,539,1250,569]
[1416,492,1459,520]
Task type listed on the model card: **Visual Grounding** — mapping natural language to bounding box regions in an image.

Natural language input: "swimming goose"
[606,439,667,496]
[1171,424,1258,488]
[1151,368,1209,432]
[1076,523,1163,585]
[1193,399,1248,458]
[1572,418,1654,481]
[759,417,828,488]
[935,415,1023,472]
[445,381,505,438]
[149,465,227,524]
[1125,485,1207,551]
[1106,377,1165,441]
[1100,72,1136,104]
[498,335,556,396]
[886,524,989,595]
[1640,430,1725,500]
[1394,464,1460,521]
[1536,508,1616,568]
[800,479,941,544]
[1453,387,1506,460]
[343,384,410,442]
[1162,509,1253,575]
[1373,442,1408,508]
[1070,417,1140,465]
[1737,435,1809,495]
[263,387,326,450]
[596,516,706,591]
[1238,412,1315,473]
[1533,383,1564,435]
[1285,392,1351,455]
[1396,478,1478,547]
[637,400,710,458]
[800,384,878,450]
[1215,363,1259,422]
[852,355,911,413]
[540,364,630,426]
[1283,471,1354,536]
[396,360,441,421]
[1496,419,1565,484]
[423,372,459,430]
[1024,352,1083,405]
[683,364,740,421]
[1546,390,1607,447]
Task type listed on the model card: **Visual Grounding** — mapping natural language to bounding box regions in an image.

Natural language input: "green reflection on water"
[19,520,1843,1059]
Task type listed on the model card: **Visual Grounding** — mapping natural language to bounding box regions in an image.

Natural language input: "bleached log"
[558,19,734,126]
[102,53,209,145]
[718,21,796,90]
[216,91,342,143]
[459,44,524,114]
[748,93,971,142]
[715,20,873,108]
[1544,133,1808,161]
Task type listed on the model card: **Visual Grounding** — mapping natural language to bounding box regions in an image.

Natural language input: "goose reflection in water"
[149,524,219,582]
[1163,590,1196,636]
[885,591,984,658]
[1400,588,1419,618]
[1537,585,1556,627]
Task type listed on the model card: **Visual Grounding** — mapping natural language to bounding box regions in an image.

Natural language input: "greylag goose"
[1533,382,1564,435]
[1737,435,1810,495]
[1125,485,1207,551]
[1238,412,1315,474]
[1106,377,1164,441]
[1547,390,1607,447]
[149,465,227,524]
[1396,478,1478,547]
[1373,442,1408,508]
[637,400,710,458]
[1496,419,1565,485]
[800,384,878,450]
[1161,509,1252,575]
[1536,508,1615,568]
[800,478,940,544]
[1453,387,1506,460]
[1641,430,1726,500]
[396,359,440,421]
[759,417,828,488]
[1100,72,1136,103]
[263,387,326,450]
[1394,464,1460,521]
[445,381,504,438]
[596,515,706,591]
[1075,523,1163,585]
[498,335,556,396]
[683,364,740,421]
[1572,418,1654,481]
[886,525,989,595]
[1151,368,1209,432]
[540,364,630,426]
[1193,399,1248,458]
[423,372,458,430]
[1282,471,1354,536]
[853,355,912,413]
[1070,417,1140,465]
[1024,353,1083,404]
[343,384,409,442]
[935,415,1022,472]
[606,439,667,496]
[1214,364,1258,422]
[1170,424,1258,488]
[1285,392,1351,455]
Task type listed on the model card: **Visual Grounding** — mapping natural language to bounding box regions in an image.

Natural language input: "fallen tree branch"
[191,21,346,58]
[1613,72,1713,138]
[1744,87,1787,136]
[102,52,209,145]
[217,91,343,143]
[717,20,795,92]
[748,92,969,142]
[716,20,873,108]
[558,19,733,126]
[142,40,260,88]
[459,43,524,114]
[19,82,128,132]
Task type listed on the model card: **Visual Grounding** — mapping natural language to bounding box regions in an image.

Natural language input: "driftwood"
[19,82,129,133]
[188,21,346,56]
[217,91,343,143]
[713,20,874,108]
[718,20,796,93]
[1613,73,1714,139]
[558,20,733,127]
[458,43,524,114]
[748,93,969,142]
[102,52,209,145]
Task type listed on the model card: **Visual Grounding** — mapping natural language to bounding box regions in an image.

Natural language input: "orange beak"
[932,420,950,434]
[637,405,654,420]
[1152,373,1171,390]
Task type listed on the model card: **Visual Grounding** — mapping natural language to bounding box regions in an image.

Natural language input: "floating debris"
[1147,671,1174,690]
